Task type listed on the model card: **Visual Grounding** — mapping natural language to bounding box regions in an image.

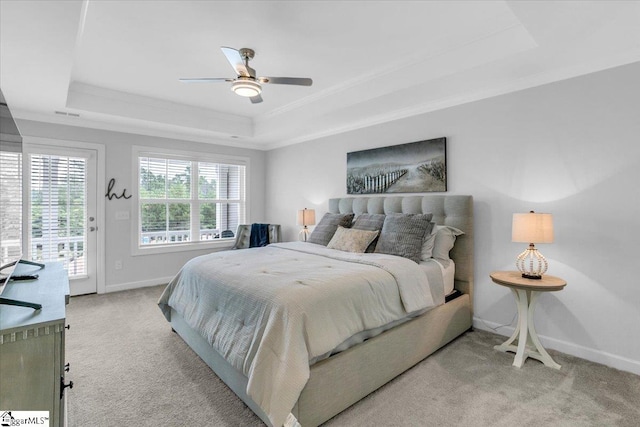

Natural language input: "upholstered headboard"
[328,195,474,303]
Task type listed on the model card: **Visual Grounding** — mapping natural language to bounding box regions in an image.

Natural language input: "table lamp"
[297,208,316,242]
[512,211,554,279]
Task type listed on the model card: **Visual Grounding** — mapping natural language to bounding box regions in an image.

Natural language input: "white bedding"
[421,258,456,296]
[158,241,444,427]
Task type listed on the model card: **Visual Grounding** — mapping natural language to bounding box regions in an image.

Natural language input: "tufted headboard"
[328,195,474,305]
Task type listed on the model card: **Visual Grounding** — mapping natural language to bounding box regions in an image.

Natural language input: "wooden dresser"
[0,262,71,427]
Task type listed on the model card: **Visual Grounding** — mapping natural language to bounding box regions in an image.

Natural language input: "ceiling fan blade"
[250,94,263,104]
[258,77,313,86]
[221,47,251,77]
[179,78,233,83]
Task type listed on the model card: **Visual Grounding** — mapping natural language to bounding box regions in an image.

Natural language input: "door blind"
[30,154,87,276]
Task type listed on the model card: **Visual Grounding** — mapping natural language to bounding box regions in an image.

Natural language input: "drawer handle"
[65,324,70,330]
[60,378,74,398]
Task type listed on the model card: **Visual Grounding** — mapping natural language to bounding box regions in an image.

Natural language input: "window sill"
[131,239,235,256]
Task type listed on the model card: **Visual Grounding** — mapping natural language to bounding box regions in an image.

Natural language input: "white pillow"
[327,226,379,253]
[421,225,464,261]
[420,222,438,260]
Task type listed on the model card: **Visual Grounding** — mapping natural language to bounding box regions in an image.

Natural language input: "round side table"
[490,271,566,369]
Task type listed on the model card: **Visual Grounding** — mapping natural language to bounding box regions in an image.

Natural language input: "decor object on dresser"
[512,211,554,279]
[346,137,446,194]
[297,208,316,242]
[0,262,71,427]
[0,258,45,309]
[490,270,566,369]
[159,194,473,427]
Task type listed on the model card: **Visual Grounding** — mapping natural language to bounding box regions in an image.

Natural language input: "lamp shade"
[297,208,316,227]
[512,212,554,244]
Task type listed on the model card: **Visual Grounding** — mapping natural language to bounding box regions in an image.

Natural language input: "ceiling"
[1,1,639,150]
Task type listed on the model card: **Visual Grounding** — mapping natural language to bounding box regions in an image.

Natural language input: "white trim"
[474,317,640,376]
[131,145,250,257]
[10,108,266,151]
[133,144,250,165]
[22,136,107,294]
[106,275,174,293]
[133,240,235,256]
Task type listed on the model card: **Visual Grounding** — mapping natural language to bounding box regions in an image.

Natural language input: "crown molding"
[11,108,266,151]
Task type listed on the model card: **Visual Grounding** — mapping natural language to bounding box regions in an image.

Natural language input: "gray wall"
[17,120,266,292]
[264,62,640,374]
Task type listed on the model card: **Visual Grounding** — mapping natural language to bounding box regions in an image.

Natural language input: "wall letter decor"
[105,178,132,200]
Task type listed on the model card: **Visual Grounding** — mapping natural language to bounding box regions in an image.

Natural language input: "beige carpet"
[66,285,640,426]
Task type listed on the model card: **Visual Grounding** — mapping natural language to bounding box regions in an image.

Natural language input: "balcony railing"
[1,239,21,266]
[29,235,85,277]
[140,228,235,245]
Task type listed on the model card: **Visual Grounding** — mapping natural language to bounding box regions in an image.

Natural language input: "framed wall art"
[346,137,446,194]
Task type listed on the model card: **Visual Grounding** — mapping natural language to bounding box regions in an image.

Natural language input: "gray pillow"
[307,213,355,246]
[374,213,434,263]
[353,213,386,252]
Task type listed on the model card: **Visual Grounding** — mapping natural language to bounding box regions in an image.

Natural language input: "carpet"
[66,285,640,426]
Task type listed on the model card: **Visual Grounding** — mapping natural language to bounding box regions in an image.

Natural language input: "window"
[134,147,247,254]
[0,150,22,265]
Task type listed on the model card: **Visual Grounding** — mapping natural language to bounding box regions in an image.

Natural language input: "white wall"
[16,120,266,292]
[264,62,640,375]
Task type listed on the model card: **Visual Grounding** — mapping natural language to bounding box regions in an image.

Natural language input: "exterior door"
[24,145,98,295]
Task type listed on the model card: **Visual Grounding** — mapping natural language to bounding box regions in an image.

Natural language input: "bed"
[159,195,473,426]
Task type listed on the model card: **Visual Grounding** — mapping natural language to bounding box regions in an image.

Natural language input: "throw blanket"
[250,223,270,247]
[158,242,442,427]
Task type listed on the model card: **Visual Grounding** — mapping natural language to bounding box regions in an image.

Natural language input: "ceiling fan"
[179,47,313,104]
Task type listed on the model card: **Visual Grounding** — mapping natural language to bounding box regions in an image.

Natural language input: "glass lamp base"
[516,243,548,279]
[299,227,310,242]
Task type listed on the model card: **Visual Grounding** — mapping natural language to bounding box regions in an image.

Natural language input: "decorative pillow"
[307,212,355,246]
[374,213,434,263]
[352,213,386,252]
[427,225,464,260]
[327,226,379,253]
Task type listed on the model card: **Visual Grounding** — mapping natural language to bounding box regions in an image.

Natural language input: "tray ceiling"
[1,1,639,150]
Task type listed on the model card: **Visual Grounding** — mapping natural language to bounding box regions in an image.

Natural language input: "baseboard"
[473,317,640,377]
[106,276,173,293]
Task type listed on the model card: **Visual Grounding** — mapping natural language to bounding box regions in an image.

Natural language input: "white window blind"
[29,154,87,276]
[137,152,246,249]
[0,150,22,265]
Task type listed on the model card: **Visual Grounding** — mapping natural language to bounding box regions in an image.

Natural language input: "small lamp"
[512,211,554,279]
[297,208,316,242]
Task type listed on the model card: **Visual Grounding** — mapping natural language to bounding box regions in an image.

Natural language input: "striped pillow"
[352,213,386,252]
[374,213,434,263]
[307,213,355,246]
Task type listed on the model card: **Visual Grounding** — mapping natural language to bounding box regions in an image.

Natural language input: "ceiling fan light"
[231,80,262,97]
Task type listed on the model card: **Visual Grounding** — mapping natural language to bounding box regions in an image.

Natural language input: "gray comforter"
[158,241,443,427]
